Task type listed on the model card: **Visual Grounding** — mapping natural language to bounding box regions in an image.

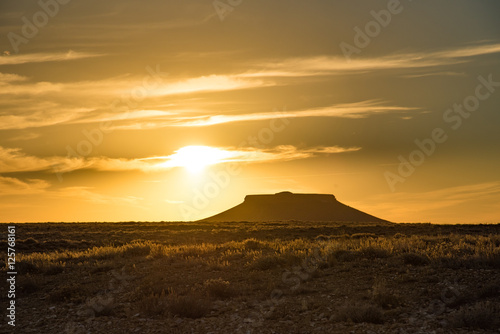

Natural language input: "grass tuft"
[204,278,234,300]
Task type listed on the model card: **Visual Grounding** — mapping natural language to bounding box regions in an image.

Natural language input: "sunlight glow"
[168,146,234,174]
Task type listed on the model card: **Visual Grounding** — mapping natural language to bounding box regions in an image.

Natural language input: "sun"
[169,146,233,174]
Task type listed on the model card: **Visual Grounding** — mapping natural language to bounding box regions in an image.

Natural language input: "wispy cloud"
[0,73,270,129]
[241,42,500,78]
[146,75,272,96]
[97,100,418,131]
[0,72,27,82]
[0,176,50,196]
[429,42,500,59]
[7,132,41,142]
[0,145,360,175]
[2,42,493,131]
[0,146,90,173]
[0,51,104,66]
[82,145,361,172]
[0,81,63,95]
[0,107,95,130]
[0,175,143,208]
[166,100,418,127]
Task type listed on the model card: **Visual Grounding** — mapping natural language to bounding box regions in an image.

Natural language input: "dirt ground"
[1,221,499,334]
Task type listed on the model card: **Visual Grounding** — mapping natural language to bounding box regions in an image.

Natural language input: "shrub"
[138,290,170,316]
[314,235,331,242]
[204,278,234,300]
[331,250,357,262]
[360,246,390,259]
[243,239,265,250]
[351,233,376,239]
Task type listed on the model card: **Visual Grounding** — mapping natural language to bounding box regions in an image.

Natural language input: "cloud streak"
[241,42,500,78]
[166,100,419,127]
[1,42,496,131]
[0,51,104,66]
[0,145,361,175]
[100,100,418,130]
[0,176,50,196]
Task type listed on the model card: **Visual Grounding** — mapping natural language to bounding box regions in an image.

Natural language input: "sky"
[0,0,499,223]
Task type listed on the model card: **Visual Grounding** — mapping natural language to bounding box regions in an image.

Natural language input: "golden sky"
[1,0,499,223]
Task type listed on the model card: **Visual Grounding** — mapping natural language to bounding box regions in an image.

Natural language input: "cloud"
[0,42,497,131]
[0,72,27,83]
[430,42,500,59]
[0,72,270,130]
[0,145,360,175]
[7,132,41,142]
[0,176,50,196]
[82,145,360,172]
[0,175,143,209]
[146,75,272,97]
[240,42,500,78]
[70,109,177,125]
[165,100,419,127]
[401,71,466,79]
[0,107,94,130]
[98,101,418,131]
[0,146,87,173]
[247,145,362,163]
[0,51,104,66]
[0,81,63,95]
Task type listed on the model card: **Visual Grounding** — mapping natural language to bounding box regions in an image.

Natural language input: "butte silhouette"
[200,191,388,222]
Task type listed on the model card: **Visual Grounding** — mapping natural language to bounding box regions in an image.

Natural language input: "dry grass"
[138,290,171,316]
[203,278,234,300]
[3,221,499,331]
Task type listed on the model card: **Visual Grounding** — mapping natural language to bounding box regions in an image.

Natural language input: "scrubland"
[1,221,499,333]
